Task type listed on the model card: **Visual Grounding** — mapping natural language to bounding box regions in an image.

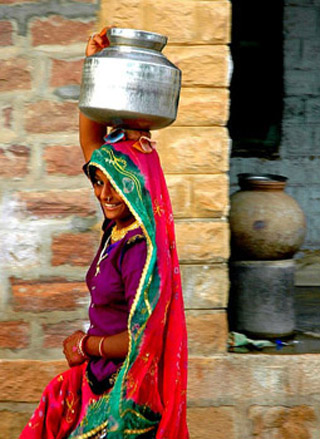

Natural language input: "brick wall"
[0,0,102,365]
[0,0,231,436]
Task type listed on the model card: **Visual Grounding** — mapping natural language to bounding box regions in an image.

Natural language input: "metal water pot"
[79,28,181,130]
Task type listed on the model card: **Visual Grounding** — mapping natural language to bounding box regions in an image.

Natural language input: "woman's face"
[92,169,134,228]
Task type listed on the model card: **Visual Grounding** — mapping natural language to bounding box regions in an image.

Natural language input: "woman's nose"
[100,182,112,201]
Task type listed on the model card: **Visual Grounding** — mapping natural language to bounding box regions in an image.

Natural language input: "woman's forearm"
[84,330,129,359]
[79,112,106,162]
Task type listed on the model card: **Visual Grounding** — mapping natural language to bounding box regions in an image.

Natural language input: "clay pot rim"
[238,173,288,190]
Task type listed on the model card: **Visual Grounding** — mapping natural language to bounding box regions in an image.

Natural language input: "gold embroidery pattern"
[65,391,80,424]
[126,234,145,246]
[153,198,165,217]
[124,426,155,435]
[100,148,143,201]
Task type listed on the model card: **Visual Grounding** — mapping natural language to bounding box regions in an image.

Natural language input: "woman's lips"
[104,202,121,210]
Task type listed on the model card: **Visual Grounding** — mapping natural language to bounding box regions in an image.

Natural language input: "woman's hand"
[86,26,114,57]
[63,330,88,367]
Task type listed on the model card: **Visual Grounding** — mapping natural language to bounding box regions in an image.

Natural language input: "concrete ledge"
[1,356,320,439]
[2,355,320,405]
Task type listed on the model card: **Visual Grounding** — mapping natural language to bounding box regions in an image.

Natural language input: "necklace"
[111,220,140,243]
[95,236,111,276]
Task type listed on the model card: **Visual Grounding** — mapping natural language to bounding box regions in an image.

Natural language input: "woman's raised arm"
[79,27,111,162]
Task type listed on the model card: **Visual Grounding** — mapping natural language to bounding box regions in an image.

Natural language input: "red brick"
[43,145,84,176]
[43,320,88,348]
[0,58,31,92]
[11,278,89,312]
[0,21,13,46]
[24,100,78,133]
[50,59,83,87]
[0,321,30,348]
[0,145,30,177]
[31,16,95,46]
[52,231,99,266]
[18,188,96,218]
[0,360,67,402]
[0,410,34,437]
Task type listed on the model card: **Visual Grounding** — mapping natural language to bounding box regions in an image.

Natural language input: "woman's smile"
[92,168,134,228]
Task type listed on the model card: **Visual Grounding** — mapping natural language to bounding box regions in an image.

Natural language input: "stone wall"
[230,0,320,285]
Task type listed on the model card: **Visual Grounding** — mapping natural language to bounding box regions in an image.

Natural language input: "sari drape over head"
[70,135,189,439]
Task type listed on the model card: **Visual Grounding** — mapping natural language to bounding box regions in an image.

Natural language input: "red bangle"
[99,337,106,358]
[78,334,89,359]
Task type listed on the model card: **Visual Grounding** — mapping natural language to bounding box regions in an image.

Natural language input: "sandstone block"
[187,407,236,439]
[51,231,99,266]
[187,355,320,405]
[99,0,145,29]
[50,59,83,87]
[43,144,84,176]
[24,101,78,133]
[11,278,89,312]
[0,21,13,46]
[18,188,96,218]
[0,59,31,92]
[0,409,34,438]
[156,127,229,174]
[191,174,229,218]
[0,145,30,177]
[31,16,95,46]
[0,360,67,402]
[181,264,229,309]
[176,88,229,127]
[166,175,192,218]
[0,321,30,349]
[43,319,89,348]
[186,310,228,355]
[249,405,316,439]
[164,45,229,87]
[144,0,197,43]
[196,1,231,44]
[175,221,229,262]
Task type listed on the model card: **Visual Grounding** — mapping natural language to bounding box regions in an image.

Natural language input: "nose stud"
[106,196,111,202]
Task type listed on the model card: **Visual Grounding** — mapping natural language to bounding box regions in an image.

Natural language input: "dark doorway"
[228,0,284,158]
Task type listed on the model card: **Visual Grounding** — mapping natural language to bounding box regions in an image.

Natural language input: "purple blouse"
[85,222,147,392]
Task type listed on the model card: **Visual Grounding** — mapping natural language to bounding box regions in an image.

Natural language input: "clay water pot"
[230,174,306,260]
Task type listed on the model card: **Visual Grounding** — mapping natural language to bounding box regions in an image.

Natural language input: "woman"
[20,29,188,439]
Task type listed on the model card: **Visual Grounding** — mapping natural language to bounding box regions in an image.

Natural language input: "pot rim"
[107,28,168,52]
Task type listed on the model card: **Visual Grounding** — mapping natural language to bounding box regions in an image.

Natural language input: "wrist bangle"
[99,336,106,358]
[78,334,89,359]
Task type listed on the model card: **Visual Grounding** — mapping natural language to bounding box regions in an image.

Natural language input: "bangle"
[99,336,106,358]
[78,334,89,359]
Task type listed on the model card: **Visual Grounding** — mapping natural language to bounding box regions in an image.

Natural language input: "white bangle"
[78,334,89,359]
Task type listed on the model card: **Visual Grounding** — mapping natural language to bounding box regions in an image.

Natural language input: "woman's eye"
[93,179,104,187]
